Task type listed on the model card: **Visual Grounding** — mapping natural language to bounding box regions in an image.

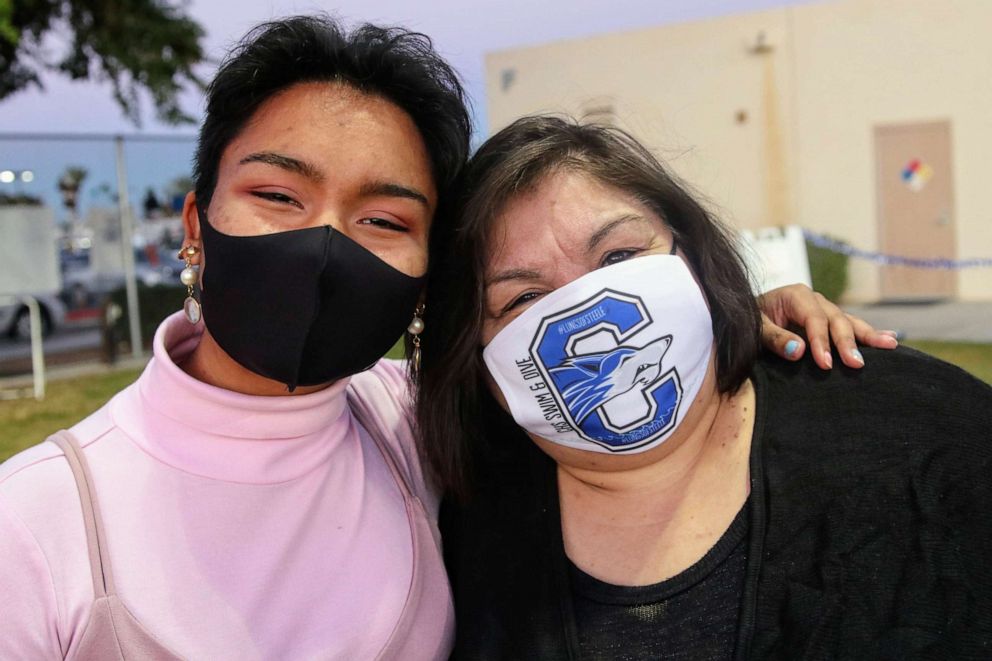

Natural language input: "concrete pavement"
[844,301,992,343]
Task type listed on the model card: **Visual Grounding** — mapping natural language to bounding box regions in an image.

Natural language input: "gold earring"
[407,303,425,376]
[178,245,201,324]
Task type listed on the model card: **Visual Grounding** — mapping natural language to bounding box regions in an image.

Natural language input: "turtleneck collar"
[113,312,353,484]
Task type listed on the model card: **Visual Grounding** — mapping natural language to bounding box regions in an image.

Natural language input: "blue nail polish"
[852,349,864,364]
[785,340,799,357]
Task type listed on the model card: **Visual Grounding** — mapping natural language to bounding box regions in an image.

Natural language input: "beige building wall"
[486,0,992,301]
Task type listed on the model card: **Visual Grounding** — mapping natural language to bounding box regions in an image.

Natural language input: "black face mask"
[198,211,424,391]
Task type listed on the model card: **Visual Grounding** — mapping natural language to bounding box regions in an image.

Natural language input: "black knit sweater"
[441,347,992,660]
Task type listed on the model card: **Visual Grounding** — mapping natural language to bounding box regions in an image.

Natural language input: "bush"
[0,193,43,206]
[108,284,187,350]
[806,238,849,303]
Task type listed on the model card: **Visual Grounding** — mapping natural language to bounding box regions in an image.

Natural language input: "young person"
[0,17,469,659]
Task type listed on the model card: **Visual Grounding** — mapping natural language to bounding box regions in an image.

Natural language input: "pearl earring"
[178,245,201,324]
[408,303,425,376]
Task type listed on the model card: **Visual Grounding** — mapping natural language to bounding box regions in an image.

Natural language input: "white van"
[0,205,64,340]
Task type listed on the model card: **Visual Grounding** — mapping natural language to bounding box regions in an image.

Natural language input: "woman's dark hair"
[417,116,762,497]
[193,14,471,209]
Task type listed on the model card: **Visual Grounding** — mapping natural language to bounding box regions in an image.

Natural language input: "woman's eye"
[504,291,542,314]
[251,191,301,207]
[601,249,640,268]
[358,217,408,233]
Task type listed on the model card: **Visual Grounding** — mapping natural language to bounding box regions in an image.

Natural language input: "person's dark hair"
[193,14,471,209]
[417,116,762,497]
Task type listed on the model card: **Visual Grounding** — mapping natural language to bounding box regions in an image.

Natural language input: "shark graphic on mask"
[483,255,713,454]
[548,335,673,425]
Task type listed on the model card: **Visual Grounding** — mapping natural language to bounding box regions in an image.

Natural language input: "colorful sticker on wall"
[901,159,933,192]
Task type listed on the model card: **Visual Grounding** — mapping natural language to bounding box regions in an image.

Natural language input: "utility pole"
[114,137,143,358]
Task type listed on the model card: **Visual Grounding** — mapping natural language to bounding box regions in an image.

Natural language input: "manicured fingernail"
[880,330,899,337]
[851,349,864,364]
[823,351,833,368]
[785,340,800,357]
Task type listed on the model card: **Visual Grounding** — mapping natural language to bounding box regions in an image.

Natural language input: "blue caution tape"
[802,230,992,270]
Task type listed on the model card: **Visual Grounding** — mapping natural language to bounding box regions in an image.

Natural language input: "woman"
[421,117,992,659]
[0,16,890,660]
[0,17,466,660]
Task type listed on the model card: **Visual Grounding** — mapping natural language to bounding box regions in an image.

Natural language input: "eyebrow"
[586,214,653,254]
[486,268,543,288]
[239,152,325,182]
[485,214,654,287]
[359,181,431,208]
[239,154,431,208]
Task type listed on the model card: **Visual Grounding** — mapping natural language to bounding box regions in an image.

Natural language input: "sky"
[0,0,806,215]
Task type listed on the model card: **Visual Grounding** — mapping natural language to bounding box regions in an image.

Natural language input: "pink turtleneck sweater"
[0,313,452,659]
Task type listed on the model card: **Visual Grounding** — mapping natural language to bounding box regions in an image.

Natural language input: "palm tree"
[57,165,88,225]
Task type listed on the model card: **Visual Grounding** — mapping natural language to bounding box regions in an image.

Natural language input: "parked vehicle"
[61,245,185,308]
[0,205,64,340]
[0,293,66,339]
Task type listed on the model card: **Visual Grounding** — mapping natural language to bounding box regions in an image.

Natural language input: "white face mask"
[483,254,713,454]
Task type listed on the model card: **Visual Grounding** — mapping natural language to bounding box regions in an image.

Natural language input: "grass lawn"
[0,367,143,463]
[1,341,990,464]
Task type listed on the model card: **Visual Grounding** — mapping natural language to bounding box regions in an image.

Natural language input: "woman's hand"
[758,284,899,369]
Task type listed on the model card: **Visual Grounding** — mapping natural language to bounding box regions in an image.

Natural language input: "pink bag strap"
[346,389,415,501]
[48,430,116,599]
